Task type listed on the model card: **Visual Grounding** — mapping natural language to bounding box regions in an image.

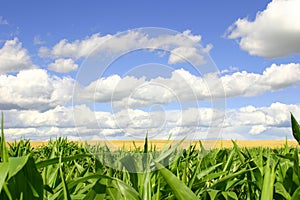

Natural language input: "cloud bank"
[3,102,300,141]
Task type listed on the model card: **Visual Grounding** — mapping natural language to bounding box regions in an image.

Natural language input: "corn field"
[0,113,300,200]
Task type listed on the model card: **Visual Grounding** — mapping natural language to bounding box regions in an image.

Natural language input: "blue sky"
[1,0,300,141]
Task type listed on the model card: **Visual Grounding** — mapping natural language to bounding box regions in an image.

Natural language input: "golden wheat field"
[23,140,299,149]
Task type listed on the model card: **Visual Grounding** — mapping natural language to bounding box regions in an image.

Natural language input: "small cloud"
[33,36,45,45]
[220,66,239,74]
[38,46,50,57]
[48,58,78,73]
[0,16,8,25]
[249,125,268,135]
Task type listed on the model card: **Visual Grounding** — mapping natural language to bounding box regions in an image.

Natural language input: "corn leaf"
[1,112,9,162]
[0,162,9,193]
[155,162,198,200]
[291,113,300,144]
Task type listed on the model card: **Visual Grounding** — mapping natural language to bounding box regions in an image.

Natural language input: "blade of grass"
[155,162,198,200]
[0,162,9,193]
[1,112,9,162]
[36,154,92,169]
[261,156,276,200]
[197,163,223,180]
[59,151,71,200]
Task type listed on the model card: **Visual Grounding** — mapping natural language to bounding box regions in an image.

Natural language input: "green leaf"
[83,179,106,200]
[0,162,9,193]
[260,157,276,200]
[36,154,92,169]
[8,156,29,180]
[120,155,139,191]
[59,151,71,200]
[143,132,148,154]
[207,189,219,200]
[197,163,223,180]
[292,186,300,200]
[291,113,300,144]
[142,132,149,171]
[154,137,185,163]
[5,156,43,200]
[211,167,255,189]
[64,174,139,199]
[275,182,291,200]
[232,140,245,162]
[155,162,198,200]
[115,179,141,200]
[222,191,238,200]
[294,148,300,184]
[1,112,9,162]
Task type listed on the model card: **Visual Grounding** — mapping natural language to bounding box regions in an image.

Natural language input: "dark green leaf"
[291,113,300,144]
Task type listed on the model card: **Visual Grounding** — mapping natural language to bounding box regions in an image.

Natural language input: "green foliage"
[1,113,300,199]
[291,113,300,144]
[155,162,198,200]
[1,137,300,199]
[0,113,43,200]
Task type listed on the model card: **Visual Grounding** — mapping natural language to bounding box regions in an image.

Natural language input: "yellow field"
[23,140,299,149]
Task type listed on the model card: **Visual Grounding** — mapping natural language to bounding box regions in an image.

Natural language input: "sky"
[0,0,300,141]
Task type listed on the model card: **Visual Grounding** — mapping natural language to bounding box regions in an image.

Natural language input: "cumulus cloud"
[222,63,300,97]
[39,30,211,66]
[48,58,78,73]
[77,63,300,108]
[3,102,300,141]
[226,0,300,58]
[0,38,35,73]
[168,46,212,66]
[2,61,300,114]
[38,33,112,59]
[0,69,74,110]
[249,125,269,135]
[226,102,300,135]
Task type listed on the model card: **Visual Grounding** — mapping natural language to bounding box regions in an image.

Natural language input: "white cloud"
[0,69,74,110]
[220,66,239,74]
[226,0,300,58]
[249,125,269,135]
[39,30,211,66]
[168,46,211,66]
[77,63,300,108]
[222,63,300,97]
[3,102,300,141]
[38,33,112,59]
[48,58,78,73]
[0,38,35,73]
[226,102,300,136]
[2,61,300,114]
[261,63,300,89]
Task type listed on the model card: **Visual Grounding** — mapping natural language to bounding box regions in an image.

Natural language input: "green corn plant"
[1,112,9,162]
[0,113,44,200]
[155,162,198,200]
[291,113,300,145]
